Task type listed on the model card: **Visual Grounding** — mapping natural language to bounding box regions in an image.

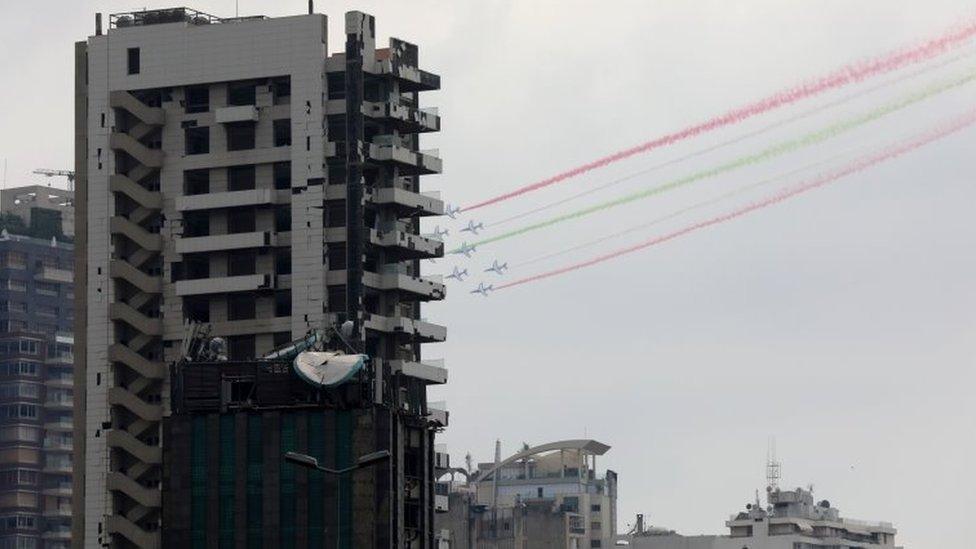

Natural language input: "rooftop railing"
[110,7,267,29]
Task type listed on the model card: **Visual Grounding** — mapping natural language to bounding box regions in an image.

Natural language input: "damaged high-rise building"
[74,6,447,548]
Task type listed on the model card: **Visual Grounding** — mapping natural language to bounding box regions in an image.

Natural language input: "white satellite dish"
[293,351,365,388]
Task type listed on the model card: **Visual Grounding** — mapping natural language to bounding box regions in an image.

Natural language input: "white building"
[619,486,900,549]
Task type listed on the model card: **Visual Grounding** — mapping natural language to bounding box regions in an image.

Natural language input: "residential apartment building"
[437,440,618,549]
[619,486,901,549]
[0,191,75,549]
[74,6,446,548]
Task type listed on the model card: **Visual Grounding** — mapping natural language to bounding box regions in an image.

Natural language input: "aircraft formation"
[436,206,502,296]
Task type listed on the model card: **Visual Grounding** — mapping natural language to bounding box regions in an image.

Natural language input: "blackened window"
[273,162,291,190]
[274,205,291,232]
[227,250,257,276]
[184,255,210,279]
[271,77,291,105]
[226,122,256,151]
[182,211,210,237]
[327,244,346,270]
[227,207,256,234]
[185,127,209,155]
[184,169,210,195]
[272,331,291,348]
[183,296,210,322]
[274,248,291,275]
[185,86,209,113]
[227,294,256,320]
[273,119,292,147]
[227,81,256,106]
[228,165,256,191]
[274,290,291,317]
[325,201,346,227]
[127,48,140,75]
[328,286,346,311]
[227,335,255,360]
[327,73,345,99]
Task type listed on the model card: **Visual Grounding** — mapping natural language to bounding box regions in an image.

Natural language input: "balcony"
[44,420,74,432]
[364,314,446,343]
[175,188,275,211]
[364,97,440,133]
[367,139,442,175]
[34,266,73,284]
[427,402,448,427]
[42,506,72,518]
[215,105,259,123]
[42,528,72,541]
[369,228,443,260]
[42,462,73,475]
[175,231,275,254]
[389,359,447,385]
[370,187,443,217]
[45,375,74,388]
[175,273,273,296]
[376,56,440,92]
[329,269,444,301]
[43,398,73,411]
[42,485,73,498]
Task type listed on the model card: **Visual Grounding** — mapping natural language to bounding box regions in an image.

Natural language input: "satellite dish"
[293,351,365,387]
[339,320,355,339]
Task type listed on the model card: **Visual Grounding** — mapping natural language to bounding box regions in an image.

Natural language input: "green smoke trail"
[453,68,976,253]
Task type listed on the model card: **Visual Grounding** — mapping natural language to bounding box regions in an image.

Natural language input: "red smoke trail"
[496,109,976,291]
[465,18,976,212]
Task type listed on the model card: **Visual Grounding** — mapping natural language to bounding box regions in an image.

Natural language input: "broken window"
[227,250,257,276]
[274,248,291,275]
[227,294,256,321]
[227,81,256,106]
[227,165,256,191]
[226,207,256,234]
[127,47,140,75]
[225,122,255,151]
[184,254,210,279]
[227,334,255,360]
[183,169,209,195]
[273,162,291,190]
[273,119,292,147]
[182,211,210,237]
[274,205,291,232]
[183,296,210,323]
[274,290,291,317]
[271,77,291,105]
[185,126,209,155]
[185,85,209,113]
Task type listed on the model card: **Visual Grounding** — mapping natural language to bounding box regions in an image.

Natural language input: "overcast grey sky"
[2,1,974,547]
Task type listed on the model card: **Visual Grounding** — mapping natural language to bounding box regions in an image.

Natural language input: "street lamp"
[285,449,391,547]
[284,449,391,475]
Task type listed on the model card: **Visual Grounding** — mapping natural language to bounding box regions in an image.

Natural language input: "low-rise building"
[437,439,618,549]
[619,486,900,549]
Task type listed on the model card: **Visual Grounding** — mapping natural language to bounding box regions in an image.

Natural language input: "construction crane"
[32,169,75,191]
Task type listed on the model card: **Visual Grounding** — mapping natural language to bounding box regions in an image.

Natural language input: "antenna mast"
[766,437,781,492]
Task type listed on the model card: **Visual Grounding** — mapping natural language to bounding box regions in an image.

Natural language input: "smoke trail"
[463,17,976,212]
[512,149,862,269]
[450,68,976,254]
[495,109,976,291]
[488,47,976,229]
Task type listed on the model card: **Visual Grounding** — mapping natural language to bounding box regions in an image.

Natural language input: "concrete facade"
[75,7,445,548]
